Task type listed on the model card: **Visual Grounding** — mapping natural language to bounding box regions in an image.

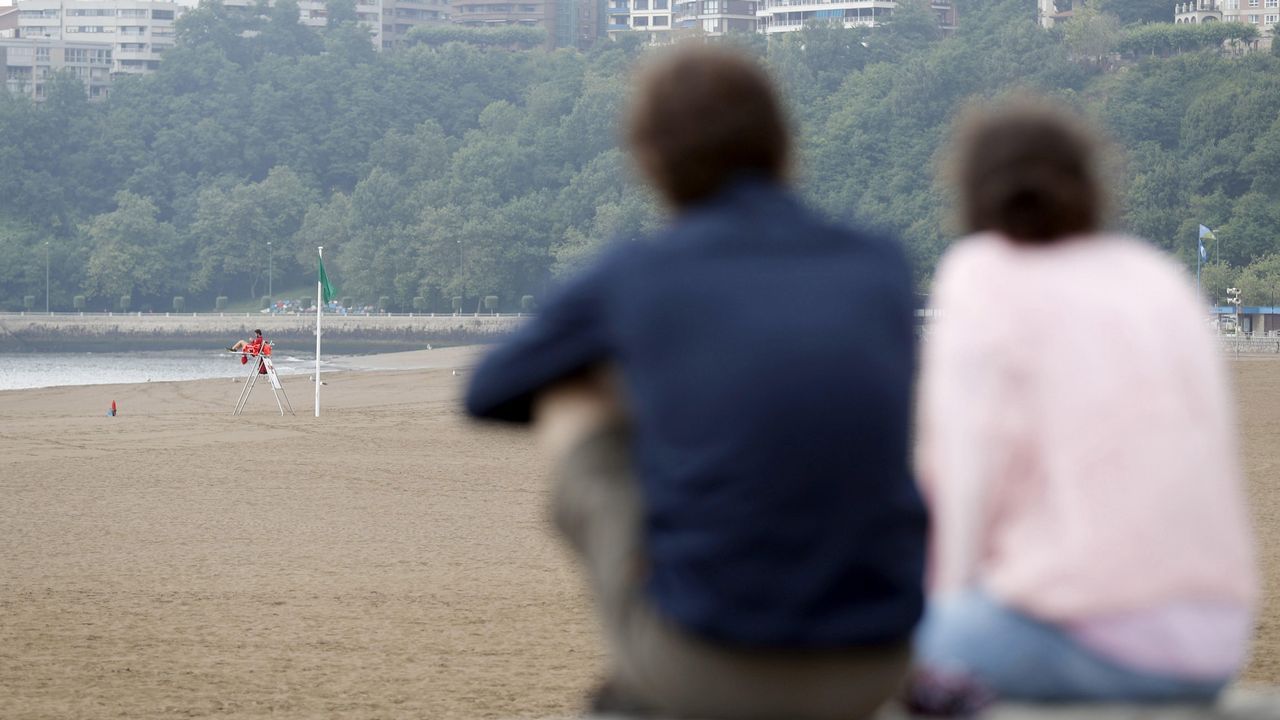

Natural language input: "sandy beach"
[1,349,1278,719]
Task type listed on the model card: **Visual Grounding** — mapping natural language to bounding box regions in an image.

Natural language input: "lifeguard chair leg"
[233,355,264,415]
[261,357,293,416]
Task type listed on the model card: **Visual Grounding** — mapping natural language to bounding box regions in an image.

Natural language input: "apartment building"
[14,0,192,74]
[754,0,954,35]
[1218,0,1279,34]
[675,0,756,35]
[450,0,605,47]
[606,0,672,39]
[1,35,112,98]
[383,0,449,48]
[451,0,548,28]
[609,0,953,39]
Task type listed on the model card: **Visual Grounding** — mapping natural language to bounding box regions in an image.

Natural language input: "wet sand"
[0,351,1277,718]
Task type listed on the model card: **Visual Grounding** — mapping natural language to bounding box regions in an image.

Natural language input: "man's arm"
[465,248,628,424]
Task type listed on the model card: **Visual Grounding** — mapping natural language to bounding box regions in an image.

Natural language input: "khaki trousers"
[552,427,911,720]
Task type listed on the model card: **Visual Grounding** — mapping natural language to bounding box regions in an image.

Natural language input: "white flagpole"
[315,246,323,418]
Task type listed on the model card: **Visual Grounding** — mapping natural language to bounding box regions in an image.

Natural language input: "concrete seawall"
[0,312,526,353]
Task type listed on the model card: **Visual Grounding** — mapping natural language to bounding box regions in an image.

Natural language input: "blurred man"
[466,46,926,720]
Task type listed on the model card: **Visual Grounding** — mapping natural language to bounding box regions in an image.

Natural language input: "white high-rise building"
[1,36,114,98]
[755,0,954,35]
[15,0,195,74]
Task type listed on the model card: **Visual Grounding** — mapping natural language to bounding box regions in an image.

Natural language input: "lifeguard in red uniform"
[228,329,265,355]
[227,327,267,366]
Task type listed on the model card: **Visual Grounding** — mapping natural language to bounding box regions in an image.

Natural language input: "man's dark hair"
[626,45,790,210]
[254,329,262,335]
[951,98,1106,244]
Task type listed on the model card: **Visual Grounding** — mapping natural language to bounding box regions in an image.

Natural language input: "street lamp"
[267,241,273,299]
[45,240,50,314]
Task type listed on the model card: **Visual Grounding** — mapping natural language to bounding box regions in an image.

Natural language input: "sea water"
[0,351,320,391]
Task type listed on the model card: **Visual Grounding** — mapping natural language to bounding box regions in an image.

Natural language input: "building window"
[633,0,648,8]
[653,14,668,24]
[1267,0,1278,8]
[35,47,50,61]
[118,9,148,17]
[1249,13,1260,21]
[1249,0,1259,7]
[1267,13,1279,21]
[152,9,176,19]
[633,15,648,24]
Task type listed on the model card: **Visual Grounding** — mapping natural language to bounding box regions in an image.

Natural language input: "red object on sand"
[111,400,117,413]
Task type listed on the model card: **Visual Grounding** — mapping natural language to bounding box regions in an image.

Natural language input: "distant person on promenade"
[914,99,1257,702]
[465,45,926,720]
[228,329,265,354]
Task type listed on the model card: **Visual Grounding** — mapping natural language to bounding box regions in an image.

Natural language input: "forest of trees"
[1,0,1279,312]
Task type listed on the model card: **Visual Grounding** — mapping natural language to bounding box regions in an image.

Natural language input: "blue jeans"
[915,589,1229,703]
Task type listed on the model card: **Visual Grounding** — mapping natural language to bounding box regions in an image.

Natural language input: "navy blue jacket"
[466,180,926,648]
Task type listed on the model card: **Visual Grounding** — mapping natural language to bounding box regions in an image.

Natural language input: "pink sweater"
[916,233,1257,673]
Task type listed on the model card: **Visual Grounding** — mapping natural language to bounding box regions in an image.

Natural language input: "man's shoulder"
[663,198,907,259]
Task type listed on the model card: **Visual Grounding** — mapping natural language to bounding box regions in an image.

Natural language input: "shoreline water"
[0,346,484,392]
[0,312,521,354]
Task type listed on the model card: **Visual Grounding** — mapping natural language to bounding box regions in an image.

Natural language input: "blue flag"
[1198,224,1214,262]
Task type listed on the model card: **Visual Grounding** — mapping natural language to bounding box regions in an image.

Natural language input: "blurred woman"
[914,99,1257,703]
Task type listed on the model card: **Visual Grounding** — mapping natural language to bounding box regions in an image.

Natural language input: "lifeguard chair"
[233,343,294,416]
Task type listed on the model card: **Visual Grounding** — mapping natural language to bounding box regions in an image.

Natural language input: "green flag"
[318,256,336,304]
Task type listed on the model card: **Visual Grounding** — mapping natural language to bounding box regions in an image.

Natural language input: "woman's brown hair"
[626,44,790,210]
[951,98,1107,244]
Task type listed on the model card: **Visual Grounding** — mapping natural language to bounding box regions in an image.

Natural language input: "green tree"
[1199,261,1238,306]
[189,167,318,298]
[1063,5,1122,64]
[1237,254,1280,307]
[83,192,181,302]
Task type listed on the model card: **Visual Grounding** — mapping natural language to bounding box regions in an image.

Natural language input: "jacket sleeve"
[463,249,622,424]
